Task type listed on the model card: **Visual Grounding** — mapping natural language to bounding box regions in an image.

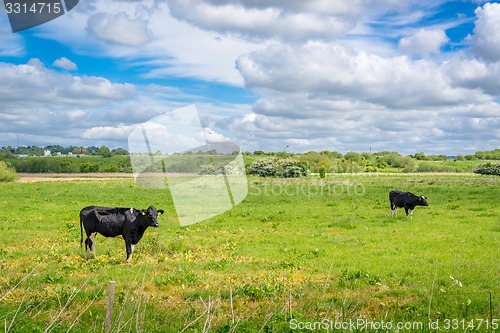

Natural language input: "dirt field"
[17,173,134,182]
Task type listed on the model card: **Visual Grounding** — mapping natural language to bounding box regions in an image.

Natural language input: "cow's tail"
[79,212,83,249]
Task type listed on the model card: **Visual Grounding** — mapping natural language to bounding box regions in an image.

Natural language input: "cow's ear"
[158,210,164,215]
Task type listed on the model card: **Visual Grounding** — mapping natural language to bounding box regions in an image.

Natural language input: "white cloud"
[32,0,262,85]
[82,125,135,140]
[167,0,433,42]
[2,0,500,155]
[86,12,151,46]
[399,29,449,56]
[226,100,500,154]
[443,57,500,96]
[203,128,228,142]
[469,2,500,62]
[167,0,354,41]
[52,57,78,70]
[63,76,136,100]
[0,59,136,105]
[230,36,500,154]
[236,43,489,109]
[0,59,142,145]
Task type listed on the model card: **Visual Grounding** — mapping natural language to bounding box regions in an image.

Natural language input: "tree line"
[0,145,128,157]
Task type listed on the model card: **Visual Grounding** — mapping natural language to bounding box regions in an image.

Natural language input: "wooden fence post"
[105,281,116,333]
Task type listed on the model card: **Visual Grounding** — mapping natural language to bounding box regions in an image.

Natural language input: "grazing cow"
[80,205,164,262]
[389,190,428,219]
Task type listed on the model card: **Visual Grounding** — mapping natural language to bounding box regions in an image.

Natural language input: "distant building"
[44,149,51,157]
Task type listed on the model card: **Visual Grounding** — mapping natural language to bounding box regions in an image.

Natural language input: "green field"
[0,173,499,332]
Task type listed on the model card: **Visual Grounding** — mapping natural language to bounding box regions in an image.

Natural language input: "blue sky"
[1,0,499,154]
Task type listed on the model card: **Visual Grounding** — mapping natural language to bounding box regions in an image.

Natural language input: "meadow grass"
[0,173,499,332]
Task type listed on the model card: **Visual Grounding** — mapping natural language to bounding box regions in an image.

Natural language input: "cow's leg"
[90,233,97,256]
[409,209,413,220]
[85,233,97,259]
[125,239,133,263]
[392,207,398,217]
[85,238,91,259]
[404,207,409,217]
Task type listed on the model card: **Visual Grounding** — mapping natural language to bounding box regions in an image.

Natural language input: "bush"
[199,161,244,175]
[392,156,414,168]
[402,159,417,173]
[344,152,362,162]
[416,162,458,173]
[333,160,365,173]
[0,161,18,182]
[475,163,500,176]
[80,162,100,173]
[248,158,308,178]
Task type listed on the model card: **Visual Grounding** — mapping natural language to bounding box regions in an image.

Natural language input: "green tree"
[98,146,113,158]
[112,148,128,155]
[344,152,362,162]
[73,147,88,155]
[317,160,332,178]
[412,152,427,160]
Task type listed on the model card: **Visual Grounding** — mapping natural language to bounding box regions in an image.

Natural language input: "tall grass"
[0,161,18,182]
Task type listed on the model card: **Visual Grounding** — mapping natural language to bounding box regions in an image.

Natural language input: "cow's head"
[141,206,164,227]
[419,195,429,206]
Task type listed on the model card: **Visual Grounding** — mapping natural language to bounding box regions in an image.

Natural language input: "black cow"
[389,190,428,219]
[80,205,164,262]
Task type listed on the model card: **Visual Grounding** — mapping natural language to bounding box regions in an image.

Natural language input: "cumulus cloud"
[203,128,228,142]
[52,57,78,70]
[0,59,142,146]
[236,43,489,109]
[226,97,500,154]
[2,0,500,154]
[231,37,500,153]
[0,59,135,105]
[82,125,135,141]
[168,0,354,41]
[469,2,500,62]
[86,12,151,46]
[166,0,421,42]
[444,58,500,96]
[399,29,449,56]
